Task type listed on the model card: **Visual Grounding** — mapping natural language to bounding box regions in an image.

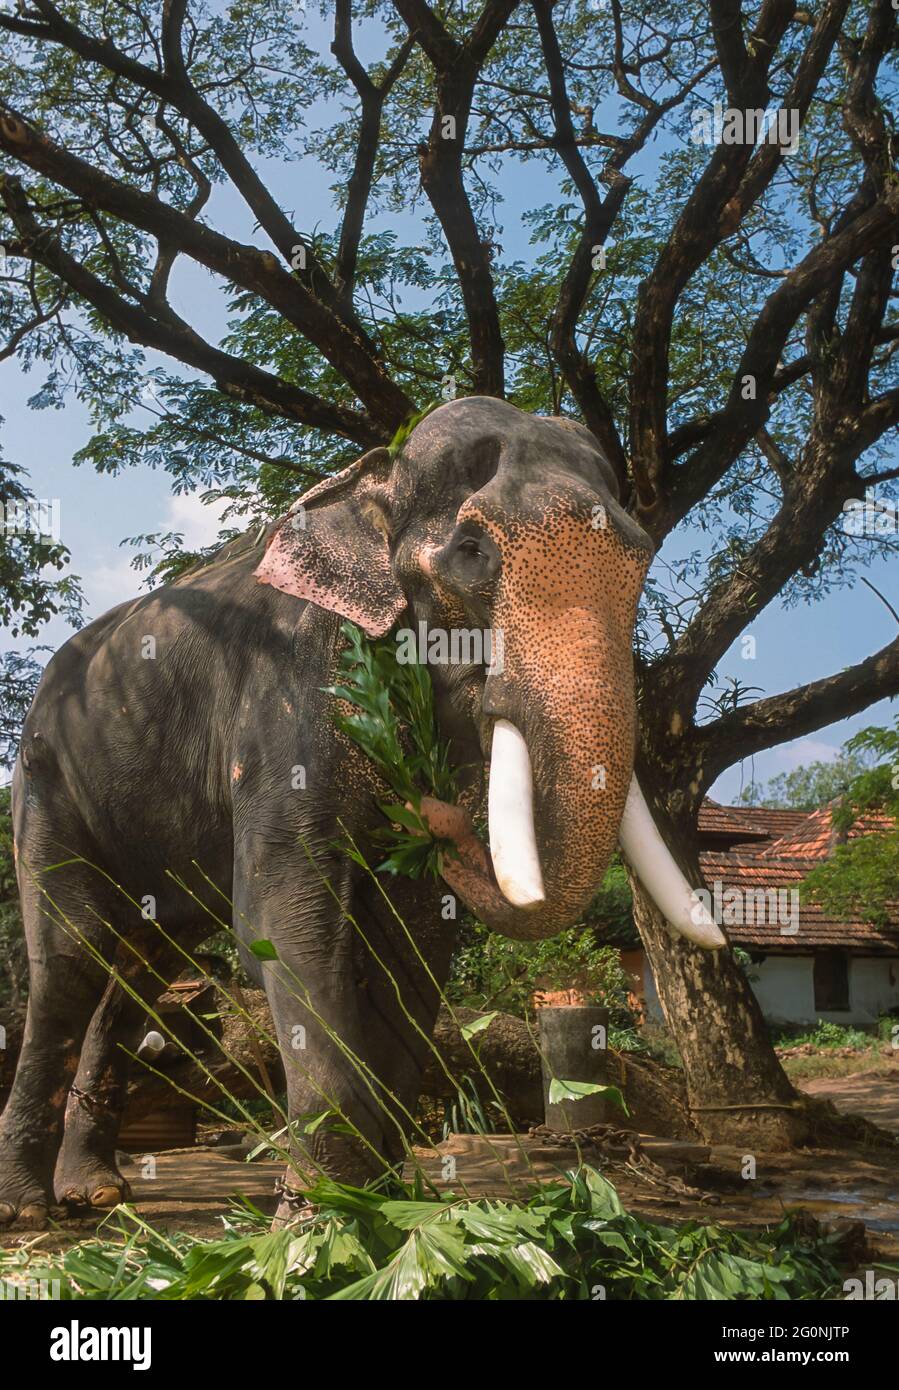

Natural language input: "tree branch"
[628,0,843,516]
[0,177,381,447]
[23,0,358,331]
[531,0,628,485]
[0,104,412,431]
[657,189,899,541]
[692,634,899,780]
[331,3,414,308]
[393,0,517,396]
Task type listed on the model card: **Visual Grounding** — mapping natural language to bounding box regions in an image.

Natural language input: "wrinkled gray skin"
[0,398,649,1228]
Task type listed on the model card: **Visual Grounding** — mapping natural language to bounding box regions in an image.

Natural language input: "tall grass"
[8,856,879,1302]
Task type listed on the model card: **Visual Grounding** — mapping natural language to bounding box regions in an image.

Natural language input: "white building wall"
[849,957,899,1024]
[641,952,899,1027]
[748,955,816,1025]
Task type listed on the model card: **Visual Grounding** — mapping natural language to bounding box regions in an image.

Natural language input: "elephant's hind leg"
[53,963,153,1212]
[0,868,117,1229]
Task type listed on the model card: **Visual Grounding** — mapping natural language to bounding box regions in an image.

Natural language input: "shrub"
[774,1020,873,1051]
[447,919,634,1024]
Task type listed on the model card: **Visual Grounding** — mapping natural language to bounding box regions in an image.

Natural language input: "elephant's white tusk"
[618,776,726,950]
[488,719,546,910]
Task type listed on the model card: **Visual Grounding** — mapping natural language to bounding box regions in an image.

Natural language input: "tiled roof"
[697,803,898,953]
[697,800,812,850]
[593,801,897,954]
[697,801,771,839]
[755,805,894,861]
[725,807,811,839]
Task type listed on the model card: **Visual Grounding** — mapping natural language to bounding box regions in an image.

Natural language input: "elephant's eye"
[442,526,501,591]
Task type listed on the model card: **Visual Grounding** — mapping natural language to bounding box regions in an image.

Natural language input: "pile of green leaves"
[325,621,459,878]
[0,1168,849,1302]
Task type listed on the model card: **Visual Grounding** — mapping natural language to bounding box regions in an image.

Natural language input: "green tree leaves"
[801,719,899,927]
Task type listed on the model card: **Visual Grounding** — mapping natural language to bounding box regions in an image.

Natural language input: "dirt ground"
[797,1072,899,1133]
[0,1151,283,1256]
[2,1071,896,1270]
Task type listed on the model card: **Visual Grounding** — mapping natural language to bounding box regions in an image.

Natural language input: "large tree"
[0,0,897,1144]
[0,443,81,765]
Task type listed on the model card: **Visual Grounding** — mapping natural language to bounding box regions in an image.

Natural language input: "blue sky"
[1,6,896,803]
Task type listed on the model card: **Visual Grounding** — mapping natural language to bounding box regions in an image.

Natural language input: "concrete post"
[539,1005,611,1131]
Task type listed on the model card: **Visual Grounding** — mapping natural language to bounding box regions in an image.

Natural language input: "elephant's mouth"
[483,713,725,949]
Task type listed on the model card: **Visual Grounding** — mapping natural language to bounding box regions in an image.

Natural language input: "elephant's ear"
[254,446,405,637]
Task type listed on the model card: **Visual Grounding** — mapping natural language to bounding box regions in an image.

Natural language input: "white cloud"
[77,491,231,621]
[165,491,231,550]
[773,738,841,772]
[85,557,143,610]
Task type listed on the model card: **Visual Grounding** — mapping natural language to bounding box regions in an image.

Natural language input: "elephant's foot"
[54,1138,132,1212]
[271,1174,316,1231]
[57,1176,132,1212]
[0,1154,53,1230]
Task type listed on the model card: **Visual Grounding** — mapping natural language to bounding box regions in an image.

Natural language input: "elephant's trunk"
[439,486,725,949]
[478,594,641,940]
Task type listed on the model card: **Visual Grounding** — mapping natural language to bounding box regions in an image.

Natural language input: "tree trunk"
[627,806,808,1149]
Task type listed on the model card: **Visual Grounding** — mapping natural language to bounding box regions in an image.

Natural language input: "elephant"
[0,396,723,1230]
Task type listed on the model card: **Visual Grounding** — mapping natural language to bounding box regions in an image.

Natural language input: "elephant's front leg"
[233,838,413,1222]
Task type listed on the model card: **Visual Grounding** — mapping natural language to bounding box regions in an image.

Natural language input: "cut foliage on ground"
[0,1167,855,1302]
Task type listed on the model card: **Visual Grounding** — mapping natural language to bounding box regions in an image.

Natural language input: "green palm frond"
[324,621,459,878]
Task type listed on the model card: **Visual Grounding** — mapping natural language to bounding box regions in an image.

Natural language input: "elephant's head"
[255,397,724,949]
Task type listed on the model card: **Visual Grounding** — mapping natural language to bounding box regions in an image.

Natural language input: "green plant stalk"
[29,859,377,1181]
[33,878,292,1159]
[167,866,392,1172]
[337,827,542,1182]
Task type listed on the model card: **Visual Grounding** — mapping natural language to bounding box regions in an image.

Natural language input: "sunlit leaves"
[324,620,458,878]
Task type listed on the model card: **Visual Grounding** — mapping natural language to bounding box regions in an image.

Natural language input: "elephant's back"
[18,527,306,828]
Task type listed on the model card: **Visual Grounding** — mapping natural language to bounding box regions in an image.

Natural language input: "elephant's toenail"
[18,1203,48,1229]
[89,1185,124,1208]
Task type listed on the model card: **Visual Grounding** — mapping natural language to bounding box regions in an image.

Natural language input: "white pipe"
[488,719,546,910]
[137,1030,167,1061]
[618,776,726,949]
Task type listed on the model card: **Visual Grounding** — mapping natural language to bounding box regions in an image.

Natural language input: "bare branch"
[692,634,899,780]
